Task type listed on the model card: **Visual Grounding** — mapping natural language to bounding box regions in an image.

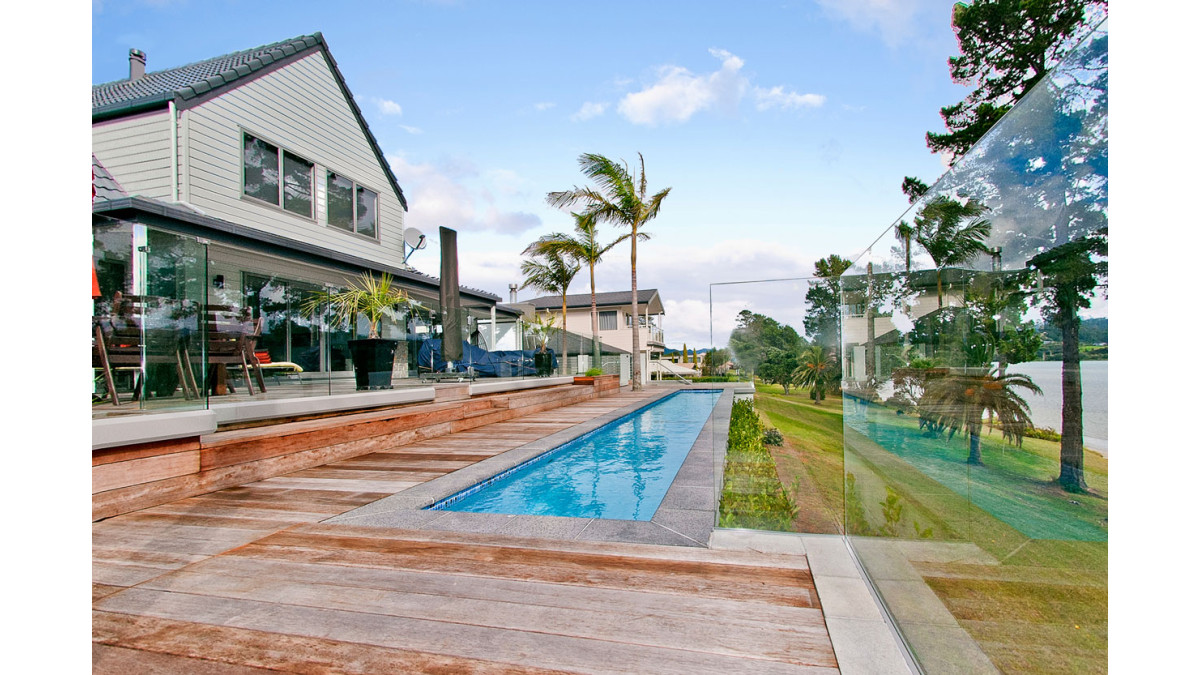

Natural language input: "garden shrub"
[719,399,797,530]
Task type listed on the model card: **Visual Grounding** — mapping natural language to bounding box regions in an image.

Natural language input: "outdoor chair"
[93,294,201,405]
[202,305,266,396]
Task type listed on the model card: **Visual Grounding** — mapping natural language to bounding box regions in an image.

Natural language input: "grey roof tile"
[91,154,127,203]
[92,34,322,112]
[525,289,660,310]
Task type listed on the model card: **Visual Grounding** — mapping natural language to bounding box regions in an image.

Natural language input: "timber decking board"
[94,387,839,672]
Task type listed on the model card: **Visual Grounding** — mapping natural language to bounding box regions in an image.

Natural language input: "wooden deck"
[93,389,839,673]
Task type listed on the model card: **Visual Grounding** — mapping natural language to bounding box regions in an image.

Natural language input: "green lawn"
[743,382,1107,674]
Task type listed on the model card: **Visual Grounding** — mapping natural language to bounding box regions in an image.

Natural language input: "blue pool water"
[428,389,720,520]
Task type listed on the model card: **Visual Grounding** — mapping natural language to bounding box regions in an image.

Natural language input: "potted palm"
[527,311,557,376]
[302,273,409,390]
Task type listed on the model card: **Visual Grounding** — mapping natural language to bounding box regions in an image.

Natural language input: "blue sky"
[91,0,974,347]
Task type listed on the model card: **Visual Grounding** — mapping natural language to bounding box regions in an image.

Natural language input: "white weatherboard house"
[520,289,664,384]
[92,34,516,427]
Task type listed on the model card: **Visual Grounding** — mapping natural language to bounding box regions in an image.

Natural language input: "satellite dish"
[403,228,427,264]
[404,228,427,249]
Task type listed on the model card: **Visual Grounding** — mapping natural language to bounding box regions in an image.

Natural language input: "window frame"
[325,170,380,242]
[598,311,618,331]
[240,130,315,220]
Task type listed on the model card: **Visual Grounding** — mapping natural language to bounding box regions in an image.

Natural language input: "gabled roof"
[92,154,127,203]
[525,289,662,313]
[92,33,407,210]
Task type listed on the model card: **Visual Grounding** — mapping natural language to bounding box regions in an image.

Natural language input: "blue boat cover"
[415,339,556,377]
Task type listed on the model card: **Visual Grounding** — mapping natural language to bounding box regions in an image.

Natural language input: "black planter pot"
[348,339,399,390]
[533,351,553,377]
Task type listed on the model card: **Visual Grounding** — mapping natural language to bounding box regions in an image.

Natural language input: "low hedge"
[718,399,797,530]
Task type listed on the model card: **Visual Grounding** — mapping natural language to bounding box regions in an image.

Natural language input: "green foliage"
[763,428,783,446]
[728,310,806,375]
[299,272,409,340]
[846,475,933,539]
[1023,426,1062,442]
[792,344,839,404]
[845,473,870,535]
[758,349,800,394]
[584,367,603,377]
[927,0,1105,161]
[803,255,853,355]
[719,400,797,530]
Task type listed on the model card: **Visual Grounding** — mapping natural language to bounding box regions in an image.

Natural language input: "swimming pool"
[427,389,720,520]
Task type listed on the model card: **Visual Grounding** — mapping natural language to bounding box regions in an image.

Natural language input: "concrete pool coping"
[325,384,735,548]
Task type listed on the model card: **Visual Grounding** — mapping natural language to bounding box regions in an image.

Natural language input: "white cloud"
[570,101,607,122]
[616,49,822,126]
[534,101,556,111]
[814,0,946,48]
[372,97,404,116]
[399,124,423,135]
[386,153,543,236]
[753,86,825,111]
[617,48,747,126]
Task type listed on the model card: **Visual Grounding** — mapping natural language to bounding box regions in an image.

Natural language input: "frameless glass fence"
[709,277,845,535]
[706,19,1107,674]
[93,223,631,418]
[840,20,1108,673]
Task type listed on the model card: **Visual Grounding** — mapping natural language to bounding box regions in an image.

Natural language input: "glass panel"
[356,185,377,238]
[710,278,843,533]
[242,135,279,205]
[327,172,354,231]
[282,151,313,217]
[93,222,207,416]
[840,21,1107,673]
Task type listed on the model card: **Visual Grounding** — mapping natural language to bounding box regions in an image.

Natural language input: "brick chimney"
[129,49,146,80]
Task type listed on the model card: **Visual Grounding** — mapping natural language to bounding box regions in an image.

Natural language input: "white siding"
[92,109,173,200]
[180,52,406,270]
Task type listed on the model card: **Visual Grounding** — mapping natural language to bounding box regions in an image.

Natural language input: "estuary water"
[1007,360,1108,455]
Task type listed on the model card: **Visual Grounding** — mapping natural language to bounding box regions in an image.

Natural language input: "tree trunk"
[967,422,983,465]
[630,228,642,391]
[590,264,601,369]
[865,262,876,387]
[1058,306,1087,491]
[936,269,944,308]
[560,296,569,376]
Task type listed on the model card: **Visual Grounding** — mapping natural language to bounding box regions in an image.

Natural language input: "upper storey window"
[327,172,378,239]
[242,134,313,218]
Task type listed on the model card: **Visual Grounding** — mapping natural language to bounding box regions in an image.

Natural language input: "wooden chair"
[93,294,201,406]
[203,306,266,396]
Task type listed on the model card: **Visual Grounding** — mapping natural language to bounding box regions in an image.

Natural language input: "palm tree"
[524,212,629,371]
[913,196,992,308]
[548,153,671,391]
[792,344,839,404]
[919,367,1042,465]
[519,250,580,375]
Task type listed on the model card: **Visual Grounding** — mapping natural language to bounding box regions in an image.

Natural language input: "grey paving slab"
[573,518,703,547]
[659,484,716,511]
[824,617,914,675]
[870,579,962,627]
[708,529,808,556]
[892,622,999,675]
[649,508,714,544]
[801,535,861,579]
[813,575,885,622]
[496,515,594,539]
[420,510,521,534]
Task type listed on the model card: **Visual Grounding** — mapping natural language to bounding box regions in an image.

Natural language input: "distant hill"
[1039,317,1107,344]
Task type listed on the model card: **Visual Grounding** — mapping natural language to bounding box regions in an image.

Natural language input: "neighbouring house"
[92,33,516,426]
[840,266,980,384]
[517,289,664,383]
